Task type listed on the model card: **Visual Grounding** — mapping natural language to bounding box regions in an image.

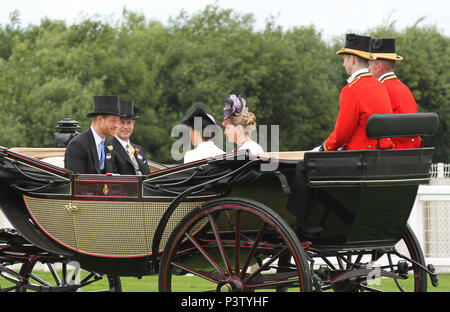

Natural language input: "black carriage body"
[0,144,434,276]
[0,147,230,276]
[296,148,433,249]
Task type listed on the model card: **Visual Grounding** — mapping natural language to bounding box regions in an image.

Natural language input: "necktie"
[127,143,135,160]
[99,139,105,169]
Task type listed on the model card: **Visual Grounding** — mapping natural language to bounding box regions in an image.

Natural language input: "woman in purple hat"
[222,94,264,155]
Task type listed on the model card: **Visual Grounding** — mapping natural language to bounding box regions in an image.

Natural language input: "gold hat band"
[371,52,403,61]
[336,48,376,60]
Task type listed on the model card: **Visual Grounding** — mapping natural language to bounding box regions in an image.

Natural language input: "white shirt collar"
[347,68,369,84]
[378,71,395,81]
[115,136,130,151]
[196,141,215,148]
[91,126,105,168]
[90,126,104,146]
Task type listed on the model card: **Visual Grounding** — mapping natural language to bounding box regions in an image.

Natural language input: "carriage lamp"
[53,118,81,147]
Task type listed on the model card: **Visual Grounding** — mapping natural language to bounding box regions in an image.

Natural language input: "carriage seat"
[41,156,65,168]
[8,147,168,173]
[365,112,439,147]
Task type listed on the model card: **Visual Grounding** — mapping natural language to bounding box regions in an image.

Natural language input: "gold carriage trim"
[23,195,206,257]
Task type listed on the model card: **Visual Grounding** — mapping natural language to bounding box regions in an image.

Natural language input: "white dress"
[237,140,264,155]
[184,141,225,164]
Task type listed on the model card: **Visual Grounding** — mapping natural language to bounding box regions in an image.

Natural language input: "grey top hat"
[119,100,139,119]
[86,95,122,118]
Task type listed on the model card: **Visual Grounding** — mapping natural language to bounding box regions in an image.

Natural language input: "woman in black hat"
[181,102,225,164]
[64,95,120,174]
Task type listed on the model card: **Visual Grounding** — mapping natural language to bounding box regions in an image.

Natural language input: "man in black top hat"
[64,95,121,174]
[111,100,150,175]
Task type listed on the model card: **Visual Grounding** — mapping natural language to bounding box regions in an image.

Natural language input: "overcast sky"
[1,0,449,41]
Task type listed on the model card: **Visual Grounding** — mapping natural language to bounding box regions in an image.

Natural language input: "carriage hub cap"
[217,277,244,292]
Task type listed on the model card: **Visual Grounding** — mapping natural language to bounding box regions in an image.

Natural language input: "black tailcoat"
[64,129,117,174]
[111,137,150,175]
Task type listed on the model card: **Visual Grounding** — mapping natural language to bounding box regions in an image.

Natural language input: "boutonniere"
[134,147,140,154]
[107,145,113,151]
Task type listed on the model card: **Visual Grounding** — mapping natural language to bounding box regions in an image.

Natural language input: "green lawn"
[2,271,450,292]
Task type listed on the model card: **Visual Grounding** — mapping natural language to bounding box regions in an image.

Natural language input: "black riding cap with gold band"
[370,38,403,61]
[336,33,376,60]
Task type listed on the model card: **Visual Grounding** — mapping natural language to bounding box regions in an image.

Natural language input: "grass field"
[1,271,450,292]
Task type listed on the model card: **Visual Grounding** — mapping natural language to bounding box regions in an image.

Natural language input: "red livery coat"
[324,73,393,151]
[381,75,421,149]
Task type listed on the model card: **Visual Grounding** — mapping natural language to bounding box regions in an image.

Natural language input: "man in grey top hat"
[64,95,121,174]
[111,100,150,175]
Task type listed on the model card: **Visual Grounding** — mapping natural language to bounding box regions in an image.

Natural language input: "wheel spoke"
[0,285,19,292]
[359,284,383,292]
[80,272,97,284]
[185,232,227,279]
[247,278,299,290]
[239,222,268,278]
[46,263,61,286]
[244,247,289,283]
[62,263,67,285]
[235,211,241,275]
[208,214,232,276]
[171,261,221,284]
[27,273,52,286]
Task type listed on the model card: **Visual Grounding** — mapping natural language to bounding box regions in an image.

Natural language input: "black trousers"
[286,160,315,226]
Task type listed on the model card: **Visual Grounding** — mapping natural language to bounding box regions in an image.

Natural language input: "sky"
[1,0,449,41]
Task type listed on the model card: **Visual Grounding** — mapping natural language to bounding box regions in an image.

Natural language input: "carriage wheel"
[0,256,121,292]
[312,224,427,292]
[390,224,427,292]
[158,198,312,292]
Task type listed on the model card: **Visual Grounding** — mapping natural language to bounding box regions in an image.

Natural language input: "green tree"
[0,7,448,163]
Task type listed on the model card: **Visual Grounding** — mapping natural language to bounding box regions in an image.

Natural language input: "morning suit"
[111,137,150,175]
[64,128,116,174]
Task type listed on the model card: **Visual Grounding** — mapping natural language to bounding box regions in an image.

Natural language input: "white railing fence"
[410,163,450,273]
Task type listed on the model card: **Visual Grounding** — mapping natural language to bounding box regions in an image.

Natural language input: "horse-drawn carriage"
[0,113,441,292]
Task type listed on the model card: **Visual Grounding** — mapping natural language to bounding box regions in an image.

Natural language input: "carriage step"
[0,228,30,246]
[331,268,402,284]
[427,264,439,287]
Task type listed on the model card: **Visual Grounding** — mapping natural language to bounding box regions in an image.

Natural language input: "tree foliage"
[0,6,448,162]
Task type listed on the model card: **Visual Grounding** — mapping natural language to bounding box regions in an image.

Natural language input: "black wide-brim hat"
[336,33,376,60]
[86,95,122,118]
[180,102,217,129]
[119,100,139,119]
[370,38,403,61]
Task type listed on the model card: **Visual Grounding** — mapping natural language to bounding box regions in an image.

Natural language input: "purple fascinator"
[223,94,248,121]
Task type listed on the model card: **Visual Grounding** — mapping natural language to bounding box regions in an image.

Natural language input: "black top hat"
[180,102,217,129]
[336,33,375,60]
[370,38,403,61]
[119,100,139,119]
[86,95,121,118]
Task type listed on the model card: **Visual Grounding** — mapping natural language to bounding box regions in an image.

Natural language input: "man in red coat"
[321,34,393,151]
[369,38,421,149]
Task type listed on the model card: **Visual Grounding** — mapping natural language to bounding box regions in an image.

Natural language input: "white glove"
[310,146,322,152]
